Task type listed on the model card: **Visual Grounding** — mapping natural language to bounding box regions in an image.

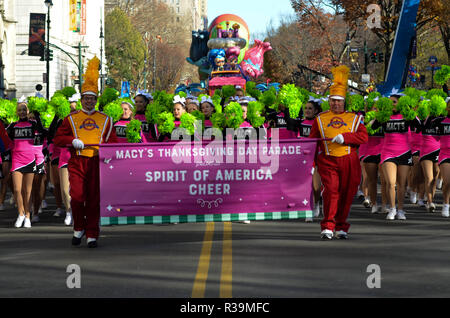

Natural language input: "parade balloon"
[240,39,272,79]
[208,14,250,64]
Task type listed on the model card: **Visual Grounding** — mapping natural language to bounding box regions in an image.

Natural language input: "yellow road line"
[192,222,215,298]
[220,222,233,298]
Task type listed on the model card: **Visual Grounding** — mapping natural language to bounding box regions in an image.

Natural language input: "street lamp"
[44,0,53,100]
[153,35,162,92]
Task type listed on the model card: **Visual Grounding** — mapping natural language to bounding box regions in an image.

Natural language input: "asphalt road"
[1,189,450,299]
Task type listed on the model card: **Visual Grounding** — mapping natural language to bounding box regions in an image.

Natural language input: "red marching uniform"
[54,109,117,240]
[309,110,368,234]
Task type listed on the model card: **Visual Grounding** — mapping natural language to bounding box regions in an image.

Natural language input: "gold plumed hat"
[329,65,350,100]
[81,56,100,96]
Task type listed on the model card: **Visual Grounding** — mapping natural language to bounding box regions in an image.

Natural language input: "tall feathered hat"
[81,56,100,96]
[329,65,350,100]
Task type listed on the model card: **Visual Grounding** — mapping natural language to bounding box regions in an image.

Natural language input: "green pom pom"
[0,99,18,124]
[98,88,120,109]
[365,92,381,111]
[190,110,205,130]
[180,112,197,135]
[417,100,430,120]
[145,99,167,124]
[375,97,394,123]
[347,94,365,113]
[210,112,226,130]
[397,95,417,121]
[221,85,236,101]
[279,84,303,118]
[259,87,278,111]
[157,112,175,135]
[125,119,142,143]
[247,101,265,128]
[103,101,124,122]
[429,95,447,117]
[27,97,48,114]
[224,102,244,129]
[41,109,55,128]
[434,65,450,85]
[50,95,72,119]
[246,81,262,99]
[426,89,447,100]
[364,111,381,135]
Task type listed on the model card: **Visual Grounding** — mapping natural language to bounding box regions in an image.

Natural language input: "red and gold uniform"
[54,109,117,240]
[309,65,368,237]
[309,110,368,233]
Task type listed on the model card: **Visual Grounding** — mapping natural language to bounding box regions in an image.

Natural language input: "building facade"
[15,0,105,98]
[1,0,17,98]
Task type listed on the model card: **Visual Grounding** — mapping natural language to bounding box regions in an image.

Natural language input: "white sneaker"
[305,217,313,222]
[24,218,32,228]
[396,210,406,220]
[8,196,14,206]
[442,204,449,218]
[15,215,26,228]
[371,205,379,214]
[31,215,40,223]
[53,208,64,217]
[64,212,73,226]
[41,200,48,209]
[418,199,426,207]
[386,208,397,220]
[410,192,417,204]
[383,205,390,214]
[427,203,436,213]
[363,199,371,208]
[357,190,364,198]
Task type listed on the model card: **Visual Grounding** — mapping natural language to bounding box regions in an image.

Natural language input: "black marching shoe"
[87,238,98,248]
[72,230,85,246]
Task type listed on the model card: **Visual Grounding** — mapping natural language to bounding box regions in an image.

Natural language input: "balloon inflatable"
[208,14,250,64]
[240,39,272,79]
[186,14,273,94]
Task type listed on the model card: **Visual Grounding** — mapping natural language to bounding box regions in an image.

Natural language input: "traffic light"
[379,53,384,63]
[370,52,378,63]
[47,49,53,61]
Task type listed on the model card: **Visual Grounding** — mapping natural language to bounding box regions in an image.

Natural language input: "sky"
[207,0,296,39]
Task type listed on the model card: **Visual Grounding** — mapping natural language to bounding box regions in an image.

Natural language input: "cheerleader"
[436,98,450,216]
[29,111,46,224]
[57,99,79,227]
[158,96,188,142]
[409,123,425,206]
[114,101,147,144]
[0,119,13,211]
[134,93,159,141]
[8,98,46,228]
[200,96,216,140]
[419,116,440,212]
[266,104,298,140]
[364,112,386,214]
[296,98,322,221]
[186,99,199,113]
[372,93,421,221]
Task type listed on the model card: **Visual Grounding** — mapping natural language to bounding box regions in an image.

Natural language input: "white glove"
[331,134,345,144]
[72,139,85,150]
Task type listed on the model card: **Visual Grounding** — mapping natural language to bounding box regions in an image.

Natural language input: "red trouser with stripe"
[68,156,100,239]
[316,151,361,233]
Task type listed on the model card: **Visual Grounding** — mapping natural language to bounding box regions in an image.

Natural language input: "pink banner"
[99,139,317,219]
